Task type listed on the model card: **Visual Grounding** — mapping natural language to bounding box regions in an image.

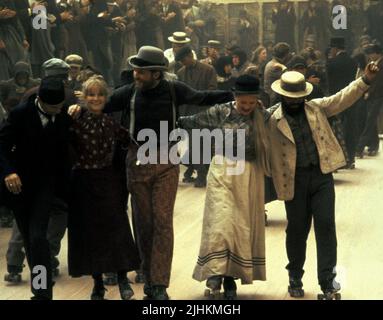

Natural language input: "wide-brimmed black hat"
[232,75,260,95]
[38,78,65,105]
[330,37,345,49]
[128,46,168,71]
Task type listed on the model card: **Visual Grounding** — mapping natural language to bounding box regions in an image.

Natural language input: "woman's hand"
[5,173,22,195]
[68,104,82,119]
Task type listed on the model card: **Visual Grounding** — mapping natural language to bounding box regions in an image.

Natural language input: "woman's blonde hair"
[82,75,108,98]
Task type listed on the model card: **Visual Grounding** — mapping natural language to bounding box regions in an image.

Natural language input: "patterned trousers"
[127,146,180,287]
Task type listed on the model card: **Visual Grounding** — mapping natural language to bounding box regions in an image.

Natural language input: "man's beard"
[282,99,305,115]
[135,79,155,91]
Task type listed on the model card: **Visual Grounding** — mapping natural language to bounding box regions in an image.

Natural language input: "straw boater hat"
[128,46,168,71]
[168,31,191,44]
[271,71,313,98]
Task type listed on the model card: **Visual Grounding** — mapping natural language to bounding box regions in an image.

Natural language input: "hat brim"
[128,56,168,71]
[232,88,260,95]
[168,36,191,44]
[271,80,313,98]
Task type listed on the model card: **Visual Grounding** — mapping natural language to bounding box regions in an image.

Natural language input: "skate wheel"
[317,294,324,300]
[204,289,210,297]
[335,293,341,300]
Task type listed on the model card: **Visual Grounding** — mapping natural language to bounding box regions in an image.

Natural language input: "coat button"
[284,184,287,188]
[321,136,324,140]
[283,173,287,177]
[283,153,286,157]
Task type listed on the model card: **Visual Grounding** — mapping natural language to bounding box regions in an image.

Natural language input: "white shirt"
[36,99,55,127]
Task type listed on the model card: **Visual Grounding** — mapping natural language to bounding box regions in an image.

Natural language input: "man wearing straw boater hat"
[266,62,379,299]
[164,31,198,73]
[71,46,233,300]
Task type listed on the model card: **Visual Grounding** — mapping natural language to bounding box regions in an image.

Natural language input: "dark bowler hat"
[271,71,313,98]
[38,78,65,105]
[330,37,345,49]
[128,46,168,71]
[232,75,260,95]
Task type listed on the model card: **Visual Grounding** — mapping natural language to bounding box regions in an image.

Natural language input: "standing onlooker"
[176,46,217,188]
[327,37,358,168]
[272,0,296,51]
[159,0,185,46]
[356,44,383,157]
[237,9,257,57]
[263,42,290,106]
[0,1,28,80]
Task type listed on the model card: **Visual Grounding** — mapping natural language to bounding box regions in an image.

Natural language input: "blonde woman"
[67,76,140,300]
[178,75,270,299]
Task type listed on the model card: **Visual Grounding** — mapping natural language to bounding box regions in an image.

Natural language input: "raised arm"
[178,104,229,130]
[174,81,233,107]
[309,62,378,118]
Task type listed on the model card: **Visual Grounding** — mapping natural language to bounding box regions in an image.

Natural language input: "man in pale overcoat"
[266,63,379,298]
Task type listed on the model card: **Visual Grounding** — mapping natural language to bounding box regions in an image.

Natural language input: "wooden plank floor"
[1,144,383,300]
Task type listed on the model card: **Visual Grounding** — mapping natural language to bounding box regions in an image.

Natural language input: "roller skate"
[143,282,153,299]
[204,275,222,299]
[288,278,304,298]
[318,281,341,300]
[151,285,169,300]
[103,272,118,286]
[118,278,134,300]
[135,270,145,283]
[90,284,107,300]
[182,167,195,183]
[4,272,22,284]
[223,276,237,300]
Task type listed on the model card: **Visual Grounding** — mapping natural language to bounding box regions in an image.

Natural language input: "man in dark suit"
[0,78,73,300]
[327,37,358,168]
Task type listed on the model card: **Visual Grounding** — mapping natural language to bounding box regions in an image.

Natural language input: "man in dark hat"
[176,45,218,187]
[327,37,359,168]
[266,63,379,299]
[72,45,233,300]
[356,43,383,157]
[0,77,74,300]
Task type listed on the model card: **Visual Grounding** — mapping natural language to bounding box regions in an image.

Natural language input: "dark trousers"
[357,97,383,153]
[6,198,67,274]
[342,103,359,163]
[284,166,337,290]
[127,147,179,287]
[11,185,57,299]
